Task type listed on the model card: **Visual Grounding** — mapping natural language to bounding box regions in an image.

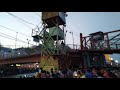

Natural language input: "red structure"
[80,30,120,51]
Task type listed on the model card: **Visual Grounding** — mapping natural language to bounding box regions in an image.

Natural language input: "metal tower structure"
[32,12,67,70]
[80,30,120,67]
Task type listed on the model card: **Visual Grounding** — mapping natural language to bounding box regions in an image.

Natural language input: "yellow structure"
[40,56,58,72]
[104,54,111,64]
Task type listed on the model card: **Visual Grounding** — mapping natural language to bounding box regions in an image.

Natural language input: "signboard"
[104,54,111,64]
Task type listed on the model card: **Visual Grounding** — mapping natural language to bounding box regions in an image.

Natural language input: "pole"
[15,32,18,49]
[84,37,86,49]
[80,33,83,50]
[106,33,110,49]
[72,32,74,49]
[28,41,29,48]
[63,25,66,45]
[27,39,31,48]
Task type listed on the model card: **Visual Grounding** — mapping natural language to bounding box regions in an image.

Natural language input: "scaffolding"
[32,12,67,70]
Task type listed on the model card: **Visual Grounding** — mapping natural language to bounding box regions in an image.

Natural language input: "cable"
[65,24,81,45]
[6,12,43,34]
[0,24,31,38]
[0,34,15,41]
[6,12,37,27]
[34,13,42,29]
[0,24,15,32]
[0,32,35,46]
[66,25,79,37]
[66,21,79,35]
[67,16,82,36]
[37,21,42,27]
[67,15,81,30]
[67,27,79,37]
[33,21,43,30]
[33,12,42,27]
[6,12,34,29]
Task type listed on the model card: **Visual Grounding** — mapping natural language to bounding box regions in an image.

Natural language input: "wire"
[67,26,79,37]
[6,12,37,27]
[33,12,42,26]
[5,12,80,45]
[0,32,35,46]
[0,24,15,32]
[38,21,42,27]
[30,12,42,29]
[66,25,79,37]
[67,15,81,30]
[67,16,82,36]
[6,12,34,29]
[0,24,31,38]
[6,12,43,34]
[0,34,15,41]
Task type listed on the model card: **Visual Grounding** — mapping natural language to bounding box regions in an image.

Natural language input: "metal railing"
[81,30,120,50]
[67,44,80,50]
[0,44,81,60]
[0,49,41,60]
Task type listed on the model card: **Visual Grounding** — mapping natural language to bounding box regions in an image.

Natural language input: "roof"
[89,31,103,36]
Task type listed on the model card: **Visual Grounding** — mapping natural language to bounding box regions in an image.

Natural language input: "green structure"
[32,12,67,69]
[41,12,67,55]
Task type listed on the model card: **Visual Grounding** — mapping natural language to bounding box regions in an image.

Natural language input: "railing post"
[90,36,93,50]
[84,37,86,49]
[106,33,110,49]
[80,33,83,50]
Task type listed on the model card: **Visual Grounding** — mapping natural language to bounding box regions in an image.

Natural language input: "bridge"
[0,54,41,65]
[0,29,120,68]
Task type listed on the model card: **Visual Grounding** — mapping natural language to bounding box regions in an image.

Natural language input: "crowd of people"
[31,67,120,78]
[0,66,39,77]
[1,65,120,78]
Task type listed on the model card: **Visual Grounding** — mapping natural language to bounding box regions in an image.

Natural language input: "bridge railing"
[81,30,120,50]
[110,44,120,49]
[67,44,80,50]
[0,44,81,60]
[0,51,41,60]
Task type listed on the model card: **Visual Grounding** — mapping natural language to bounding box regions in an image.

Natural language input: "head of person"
[87,68,91,73]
